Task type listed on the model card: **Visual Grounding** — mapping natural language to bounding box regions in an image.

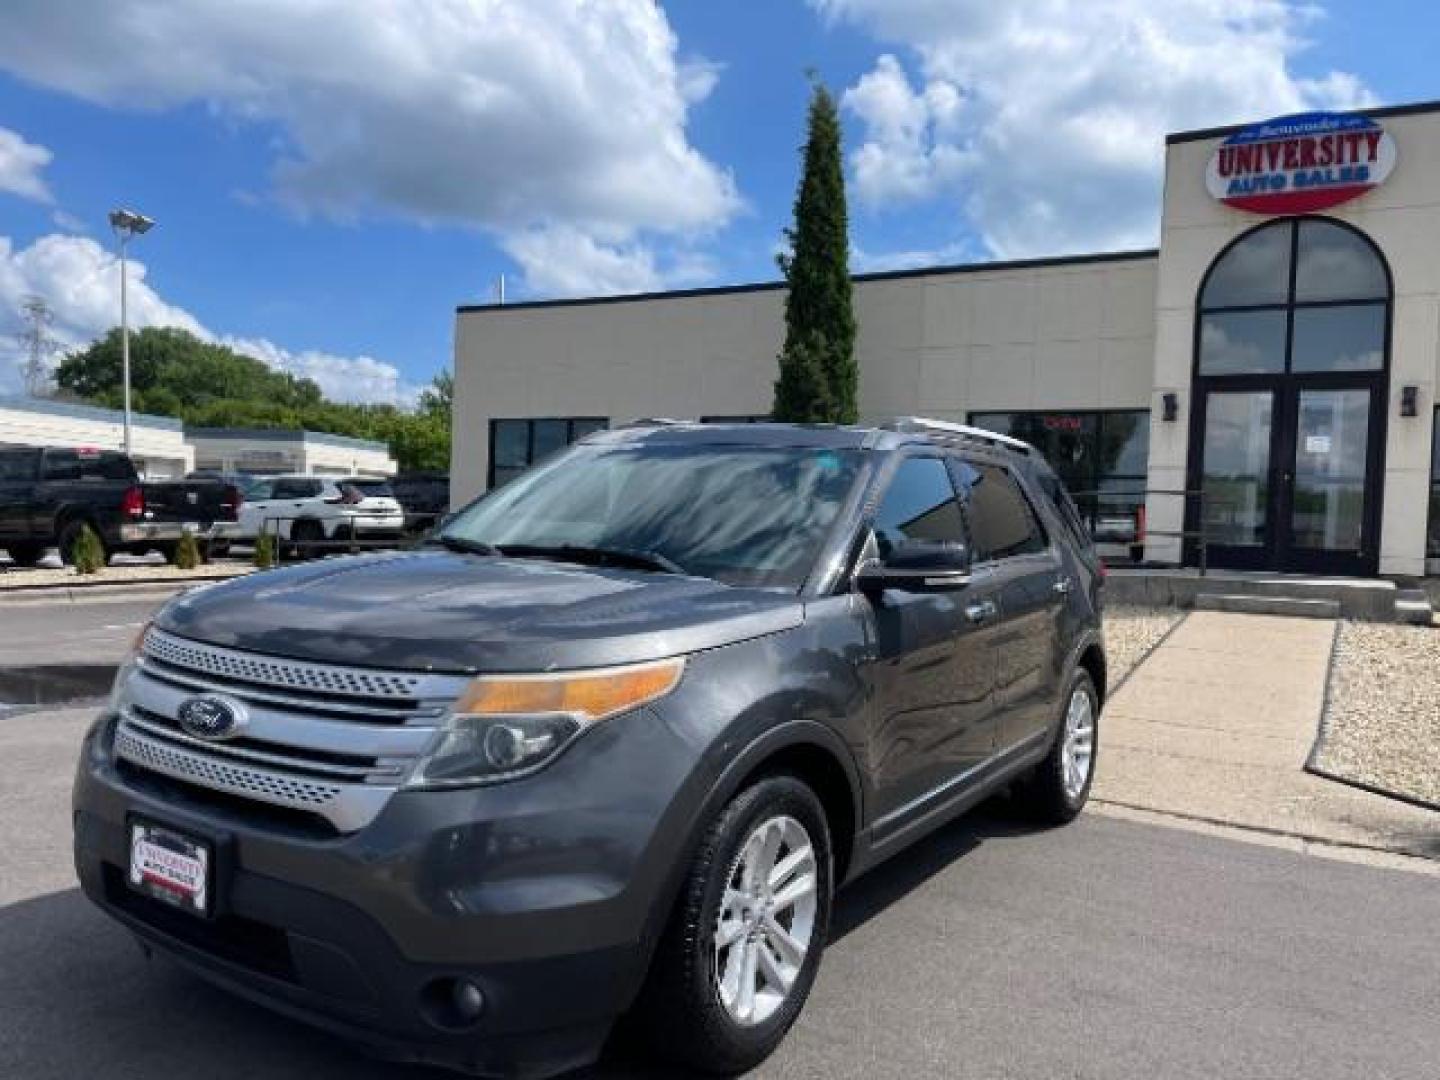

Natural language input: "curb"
[0,573,248,604]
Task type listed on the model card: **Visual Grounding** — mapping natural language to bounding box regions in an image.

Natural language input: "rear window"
[42,449,136,482]
[344,479,394,497]
[0,450,36,481]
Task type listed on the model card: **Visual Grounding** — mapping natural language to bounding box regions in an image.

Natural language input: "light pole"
[109,208,155,456]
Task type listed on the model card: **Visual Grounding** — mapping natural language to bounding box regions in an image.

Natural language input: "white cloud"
[0,126,54,203]
[500,223,716,298]
[0,0,739,295]
[815,0,1376,257]
[0,232,415,404]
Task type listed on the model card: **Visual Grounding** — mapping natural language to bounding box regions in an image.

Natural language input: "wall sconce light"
[1161,392,1179,422]
[1400,385,1419,418]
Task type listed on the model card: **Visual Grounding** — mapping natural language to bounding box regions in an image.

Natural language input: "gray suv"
[73,419,1105,1078]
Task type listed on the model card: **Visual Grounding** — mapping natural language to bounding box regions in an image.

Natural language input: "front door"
[860,455,1000,827]
[1192,382,1383,576]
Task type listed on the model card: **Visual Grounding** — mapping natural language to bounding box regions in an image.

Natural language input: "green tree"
[71,524,105,575]
[773,78,857,424]
[54,329,453,472]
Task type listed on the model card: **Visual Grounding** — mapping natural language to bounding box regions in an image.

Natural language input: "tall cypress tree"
[773,78,857,424]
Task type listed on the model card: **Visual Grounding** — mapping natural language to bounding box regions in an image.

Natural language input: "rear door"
[862,455,1002,828]
[0,449,39,541]
[958,457,1068,752]
[239,479,283,538]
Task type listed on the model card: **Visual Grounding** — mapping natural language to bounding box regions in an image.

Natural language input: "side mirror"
[856,539,972,593]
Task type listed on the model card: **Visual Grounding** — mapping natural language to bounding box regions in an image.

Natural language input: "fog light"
[453,978,485,1020]
[420,976,486,1030]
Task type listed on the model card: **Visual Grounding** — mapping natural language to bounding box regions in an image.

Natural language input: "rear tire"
[1014,669,1099,825]
[636,775,832,1075]
[5,542,45,567]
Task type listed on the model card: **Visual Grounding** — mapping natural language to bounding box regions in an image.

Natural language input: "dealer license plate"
[128,821,212,917]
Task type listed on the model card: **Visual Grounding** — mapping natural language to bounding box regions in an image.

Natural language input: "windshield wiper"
[497,543,688,576]
[432,534,501,557]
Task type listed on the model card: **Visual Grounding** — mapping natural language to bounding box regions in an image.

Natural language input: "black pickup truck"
[0,446,241,566]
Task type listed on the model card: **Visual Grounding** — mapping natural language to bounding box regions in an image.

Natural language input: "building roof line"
[1166,98,1440,145]
[456,248,1159,314]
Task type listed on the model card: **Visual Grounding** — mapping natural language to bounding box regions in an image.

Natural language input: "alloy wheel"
[713,814,818,1027]
[1061,687,1096,799]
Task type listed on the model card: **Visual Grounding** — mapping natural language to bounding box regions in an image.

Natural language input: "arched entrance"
[1188,216,1390,576]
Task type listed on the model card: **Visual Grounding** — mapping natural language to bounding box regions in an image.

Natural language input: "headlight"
[408,657,685,788]
[109,620,152,712]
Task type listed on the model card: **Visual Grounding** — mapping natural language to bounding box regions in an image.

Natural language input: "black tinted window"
[273,479,320,499]
[347,479,393,497]
[872,458,965,558]
[967,464,1045,561]
[0,451,36,481]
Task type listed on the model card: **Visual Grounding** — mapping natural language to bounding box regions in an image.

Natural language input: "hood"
[156,549,803,673]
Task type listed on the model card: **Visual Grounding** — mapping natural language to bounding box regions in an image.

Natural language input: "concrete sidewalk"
[1094,611,1439,861]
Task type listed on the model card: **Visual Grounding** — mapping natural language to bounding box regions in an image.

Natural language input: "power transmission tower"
[16,295,58,396]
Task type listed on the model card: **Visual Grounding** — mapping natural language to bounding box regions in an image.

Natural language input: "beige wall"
[1147,110,1440,575]
[452,255,1158,504]
[0,403,192,478]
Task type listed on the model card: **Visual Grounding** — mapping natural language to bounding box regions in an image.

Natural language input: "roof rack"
[882,417,1033,455]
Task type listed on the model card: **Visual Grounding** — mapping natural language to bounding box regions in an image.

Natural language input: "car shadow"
[2,799,1033,1080]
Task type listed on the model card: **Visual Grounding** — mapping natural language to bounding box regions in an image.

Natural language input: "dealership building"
[454,101,1440,578]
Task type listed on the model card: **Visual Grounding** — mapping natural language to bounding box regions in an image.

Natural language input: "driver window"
[872,457,966,559]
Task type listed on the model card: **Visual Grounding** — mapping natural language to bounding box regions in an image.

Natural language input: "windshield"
[440,443,862,590]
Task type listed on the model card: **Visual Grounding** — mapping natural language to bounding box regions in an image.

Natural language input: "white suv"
[216,475,405,551]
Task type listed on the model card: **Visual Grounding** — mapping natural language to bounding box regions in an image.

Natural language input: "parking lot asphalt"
[4,705,1438,1080]
[0,596,162,672]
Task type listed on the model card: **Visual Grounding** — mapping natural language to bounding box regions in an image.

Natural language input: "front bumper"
[72,708,699,1077]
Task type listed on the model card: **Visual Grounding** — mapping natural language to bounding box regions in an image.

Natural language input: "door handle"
[964,600,997,624]
[1052,577,1072,597]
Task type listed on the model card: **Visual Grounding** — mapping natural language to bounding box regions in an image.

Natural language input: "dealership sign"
[1206,111,1396,214]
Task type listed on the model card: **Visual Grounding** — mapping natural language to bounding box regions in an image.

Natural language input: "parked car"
[211,474,405,552]
[0,445,241,565]
[391,470,450,534]
[73,419,1104,1078]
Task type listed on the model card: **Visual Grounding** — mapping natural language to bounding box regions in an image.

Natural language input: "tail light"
[221,484,243,519]
[121,485,146,520]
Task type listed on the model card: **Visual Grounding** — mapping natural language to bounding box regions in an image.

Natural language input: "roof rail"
[619,417,691,428]
[883,417,1033,455]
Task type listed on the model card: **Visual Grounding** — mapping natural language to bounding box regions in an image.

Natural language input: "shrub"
[253,530,277,569]
[175,531,201,570]
[72,524,106,575]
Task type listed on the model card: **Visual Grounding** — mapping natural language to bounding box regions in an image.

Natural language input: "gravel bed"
[1314,621,1440,807]
[1103,604,1185,687]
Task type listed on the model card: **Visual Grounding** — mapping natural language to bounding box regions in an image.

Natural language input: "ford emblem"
[176,695,246,740]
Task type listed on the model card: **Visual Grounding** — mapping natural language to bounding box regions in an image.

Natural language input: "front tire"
[638,774,833,1075]
[1015,669,1099,825]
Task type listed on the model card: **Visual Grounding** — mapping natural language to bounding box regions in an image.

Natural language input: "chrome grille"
[142,629,426,700]
[112,629,470,831]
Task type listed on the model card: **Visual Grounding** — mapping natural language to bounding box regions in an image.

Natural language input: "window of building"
[964,463,1046,561]
[967,410,1150,540]
[488,417,608,488]
[871,457,966,559]
[1198,218,1387,376]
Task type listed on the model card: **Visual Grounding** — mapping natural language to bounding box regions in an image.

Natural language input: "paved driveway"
[4,707,1438,1079]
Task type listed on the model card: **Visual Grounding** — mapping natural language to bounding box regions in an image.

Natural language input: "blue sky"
[0,0,1434,403]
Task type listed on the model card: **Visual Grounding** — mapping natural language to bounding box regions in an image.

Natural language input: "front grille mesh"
[116,727,342,808]
[143,630,424,700]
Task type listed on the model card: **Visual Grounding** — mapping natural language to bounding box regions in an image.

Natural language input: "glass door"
[1279,386,1379,575]
[1196,389,1277,570]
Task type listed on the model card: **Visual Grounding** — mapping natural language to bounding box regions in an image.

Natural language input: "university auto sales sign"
[1206,111,1396,214]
